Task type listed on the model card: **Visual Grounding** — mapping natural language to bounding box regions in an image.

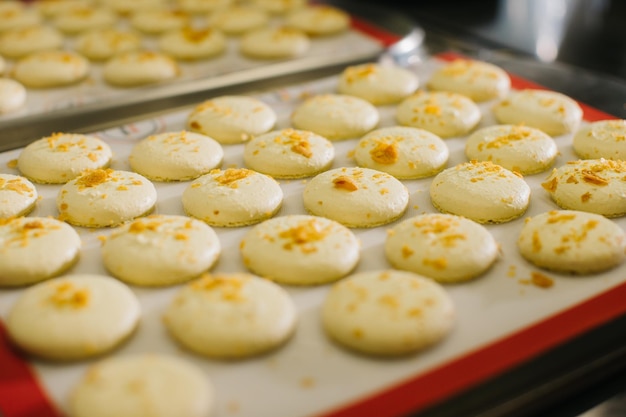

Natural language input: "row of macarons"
[7,209,624,417]
[1,0,317,27]
[0,2,351,62]
[0,2,351,111]
[4,205,625,363]
[6,120,625,226]
[3,265,455,417]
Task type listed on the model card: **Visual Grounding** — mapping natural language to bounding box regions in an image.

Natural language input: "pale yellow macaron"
[103,51,180,87]
[52,5,116,35]
[541,158,626,217]
[291,94,380,141]
[337,63,419,105]
[18,132,113,184]
[129,130,223,181]
[572,119,626,160]
[243,128,335,179]
[0,174,38,218]
[69,354,214,417]
[99,0,167,15]
[176,0,234,14]
[430,160,531,224]
[465,124,558,175]
[249,0,306,14]
[240,214,360,285]
[74,28,142,61]
[0,217,81,287]
[518,210,626,274]
[284,4,350,36]
[158,27,226,61]
[303,167,409,228]
[57,168,157,228]
[239,26,310,59]
[322,270,455,356]
[12,50,90,88]
[6,274,140,360]
[0,3,41,32]
[163,272,297,358]
[182,168,283,227]
[396,90,481,138]
[354,126,449,179]
[0,25,64,59]
[102,214,221,286]
[207,5,270,36]
[427,58,511,102]
[187,95,277,144]
[0,78,27,113]
[385,213,499,283]
[35,0,91,17]
[492,89,583,136]
[130,9,190,35]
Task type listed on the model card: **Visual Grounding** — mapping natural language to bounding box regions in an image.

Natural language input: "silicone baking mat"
[0,52,624,417]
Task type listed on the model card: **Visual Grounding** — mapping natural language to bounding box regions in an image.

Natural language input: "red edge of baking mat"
[350,17,402,48]
[0,322,60,417]
[315,51,620,417]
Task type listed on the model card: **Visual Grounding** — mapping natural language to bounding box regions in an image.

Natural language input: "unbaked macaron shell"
[163,272,297,358]
[0,173,38,218]
[322,269,455,356]
[541,158,626,217]
[69,354,214,417]
[291,93,380,141]
[396,90,481,138]
[57,168,157,227]
[129,130,223,181]
[243,128,335,179]
[0,217,81,287]
[430,160,531,224]
[17,132,113,184]
[354,126,449,179]
[518,210,626,274]
[187,95,277,144]
[102,214,221,286]
[182,168,283,227]
[492,89,583,136]
[303,166,409,228]
[385,213,499,282]
[6,274,141,360]
[240,214,360,285]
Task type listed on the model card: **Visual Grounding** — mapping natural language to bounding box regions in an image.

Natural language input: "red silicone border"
[350,17,402,48]
[0,323,60,417]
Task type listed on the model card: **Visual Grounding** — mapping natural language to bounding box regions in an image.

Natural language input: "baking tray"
[0,0,423,152]
[1,51,626,417]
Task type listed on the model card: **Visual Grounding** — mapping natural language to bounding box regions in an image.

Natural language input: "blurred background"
[367,0,626,81]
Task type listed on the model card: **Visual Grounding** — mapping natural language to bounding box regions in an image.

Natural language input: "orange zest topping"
[215,168,252,187]
[75,169,112,189]
[370,142,398,165]
[332,176,358,191]
[49,282,90,308]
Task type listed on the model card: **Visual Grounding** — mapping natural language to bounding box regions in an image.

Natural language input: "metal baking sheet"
[0,0,423,152]
[2,52,626,417]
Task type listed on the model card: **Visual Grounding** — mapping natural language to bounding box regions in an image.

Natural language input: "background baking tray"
[0,0,423,152]
[1,51,626,417]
